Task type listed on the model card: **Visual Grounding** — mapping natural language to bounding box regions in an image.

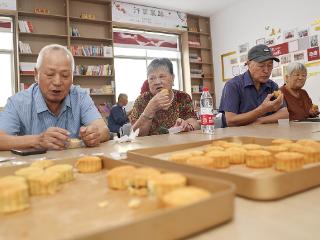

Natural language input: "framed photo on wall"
[221,51,237,82]
[256,38,265,45]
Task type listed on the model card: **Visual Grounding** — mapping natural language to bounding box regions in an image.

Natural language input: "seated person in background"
[108,93,129,136]
[0,44,109,151]
[280,62,319,120]
[130,58,200,136]
[219,44,289,127]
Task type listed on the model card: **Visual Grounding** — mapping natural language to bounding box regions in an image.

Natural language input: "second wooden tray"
[127,137,320,200]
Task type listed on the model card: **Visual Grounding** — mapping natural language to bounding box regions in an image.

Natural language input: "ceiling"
[122,0,239,17]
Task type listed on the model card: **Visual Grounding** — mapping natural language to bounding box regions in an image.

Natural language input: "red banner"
[307,47,320,61]
[113,31,178,51]
[0,20,11,32]
[270,42,289,56]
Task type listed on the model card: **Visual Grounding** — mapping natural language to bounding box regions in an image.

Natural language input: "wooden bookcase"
[17,0,115,106]
[187,14,215,110]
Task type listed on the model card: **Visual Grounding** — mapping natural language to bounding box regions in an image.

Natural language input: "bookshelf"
[17,0,115,106]
[187,14,215,110]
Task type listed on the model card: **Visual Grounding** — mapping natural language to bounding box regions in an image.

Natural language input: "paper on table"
[168,126,183,134]
[115,128,140,143]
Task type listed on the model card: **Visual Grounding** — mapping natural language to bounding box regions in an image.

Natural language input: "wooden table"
[1,122,320,240]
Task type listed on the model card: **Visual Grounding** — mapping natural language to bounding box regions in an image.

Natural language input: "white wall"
[211,0,320,107]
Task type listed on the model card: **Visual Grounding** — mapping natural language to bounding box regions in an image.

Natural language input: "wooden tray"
[0,156,235,240]
[127,137,320,200]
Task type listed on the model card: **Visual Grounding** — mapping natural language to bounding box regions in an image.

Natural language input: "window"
[114,28,182,102]
[0,16,15,107]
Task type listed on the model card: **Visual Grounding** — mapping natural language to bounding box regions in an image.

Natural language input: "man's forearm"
[0,134,39,150]
[256,107,289,124]
[226,107,264,127]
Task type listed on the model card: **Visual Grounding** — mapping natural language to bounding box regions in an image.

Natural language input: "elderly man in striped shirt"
[0,44,109,150]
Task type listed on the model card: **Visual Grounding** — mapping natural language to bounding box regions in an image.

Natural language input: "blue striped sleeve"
[0,98,21,135]
[219,81,240,114]
[80,93,102,125]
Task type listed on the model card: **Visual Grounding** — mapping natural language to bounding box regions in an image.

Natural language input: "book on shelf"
[71,26,80,37]
[18,20,33,33]
[19,62,36,74]
[190,73,203,78]
[191,85,200,93]
[188,35,200,47]
[189,53,202,63]
[70,45,113,57]
[90,85,114,95]
[74,64,113,76]
[190,69,203,74]
[103,46,113,57]
[188,41,201,47]
[18,41,32,54]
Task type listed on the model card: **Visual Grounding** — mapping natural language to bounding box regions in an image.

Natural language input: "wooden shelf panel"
[19,53,38,56]
[73,55,113,60]
[69,0,111,5]
[73,75,113,78]
[18,11,67,20]
[187,14,214,106]
[69,16,111,24]
[19,32,68,39]
[19,54,113,60]
[189,46,211,50]
[191,77,213,80]
[71,36,112,42]
[190,61,212,65]
[20,74,35,77]
[188,30,210,36]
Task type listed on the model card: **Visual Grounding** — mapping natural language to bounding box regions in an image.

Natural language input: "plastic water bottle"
[200,88,214,134]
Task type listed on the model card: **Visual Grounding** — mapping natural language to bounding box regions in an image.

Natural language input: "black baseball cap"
[247,44,279,63]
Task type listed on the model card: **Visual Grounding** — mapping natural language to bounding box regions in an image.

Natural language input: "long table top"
[1,122,320,239]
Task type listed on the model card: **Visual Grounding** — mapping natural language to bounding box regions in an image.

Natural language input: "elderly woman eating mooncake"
[130,58,199,136]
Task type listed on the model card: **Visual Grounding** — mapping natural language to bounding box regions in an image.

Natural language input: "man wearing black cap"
[219,44,289,127]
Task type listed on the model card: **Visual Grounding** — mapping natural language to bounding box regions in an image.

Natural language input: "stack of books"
[19,62,36,74]
[189,53,202,63]
[18,20,33,33]
[18,41,32,54]
[90,85,114,95]
[70,45,113,57]
[190,68,203,78]
[74,64,113,76]
[71,26,80,37]
[188,36,201,47]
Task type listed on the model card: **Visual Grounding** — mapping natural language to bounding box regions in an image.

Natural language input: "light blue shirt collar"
[34,84,71,115]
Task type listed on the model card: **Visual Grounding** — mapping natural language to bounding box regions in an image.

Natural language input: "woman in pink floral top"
[130,58,199,136]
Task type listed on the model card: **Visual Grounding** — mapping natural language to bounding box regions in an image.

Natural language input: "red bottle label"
[201,114,214,125]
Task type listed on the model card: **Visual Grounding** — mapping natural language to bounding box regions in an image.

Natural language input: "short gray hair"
[118,93,128,101]
[36,44,74,73]
[287,62,307,76]
[147,58,174,77]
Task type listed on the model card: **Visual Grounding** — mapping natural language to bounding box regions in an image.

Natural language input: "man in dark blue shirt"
[219,44,289,127]
[108,93,129,135]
